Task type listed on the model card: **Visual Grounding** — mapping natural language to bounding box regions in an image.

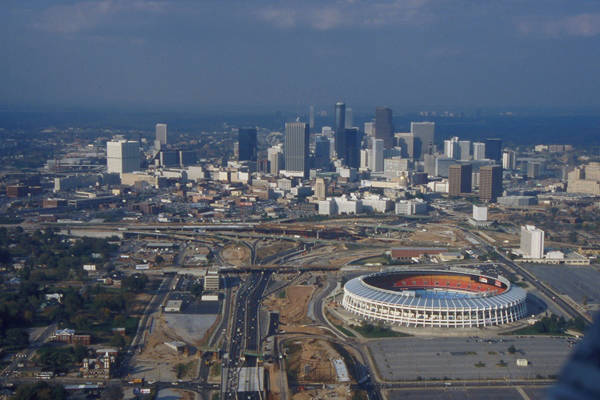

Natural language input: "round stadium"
[342,269,527,328]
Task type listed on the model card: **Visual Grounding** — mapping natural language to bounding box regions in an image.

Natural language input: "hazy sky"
[2,0,600,111]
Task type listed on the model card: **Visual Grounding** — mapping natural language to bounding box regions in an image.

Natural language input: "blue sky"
[2,0,600,111]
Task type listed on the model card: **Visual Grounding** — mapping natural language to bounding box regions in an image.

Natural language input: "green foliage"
[100,384,124,400]
[174,361,196,379]
[36,345,88,373]
[11,382,67,400]
[110,334,126,349]
[122,274,149,293]
[351,322,410,338]
[507,315,589,336]
[277,289,286,299]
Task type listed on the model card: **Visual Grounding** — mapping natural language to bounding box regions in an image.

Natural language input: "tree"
[109,334,126,349]
[100,384,124,400]
[12,382,67,400]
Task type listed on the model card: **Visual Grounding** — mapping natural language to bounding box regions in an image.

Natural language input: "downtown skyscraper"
[284,122,309,178]
[238,128,257,161]
[335,102,346,159]
[375,107,394,149]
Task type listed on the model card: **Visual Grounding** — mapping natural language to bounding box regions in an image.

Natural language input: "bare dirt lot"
[256,240,296,262]
[407,225,469,247]
[284,339,351,400]
[221,243,251,265]
[264,285,315,326]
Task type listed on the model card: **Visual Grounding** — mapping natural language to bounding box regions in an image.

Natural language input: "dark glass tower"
[375,107,394,149]
[344,128,360,168]
[238,127,257,161]
[485,138,502,161]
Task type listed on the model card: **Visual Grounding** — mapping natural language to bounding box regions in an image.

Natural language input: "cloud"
[517,13,600,38]
[255,0,432,31]
[34,0,166,34]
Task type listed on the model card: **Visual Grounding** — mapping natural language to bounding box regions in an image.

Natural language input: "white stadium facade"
[342,269,527,328]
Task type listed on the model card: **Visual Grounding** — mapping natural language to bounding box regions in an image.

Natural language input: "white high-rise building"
[360,149,369,170]
[473,142,486,160]
[370,138,384,172]
[444,137,460,159]
[106,140,140,174]
[502,150,516,170]
[364,122,375,137]
[520,225,545,259]
[267,144,284,175]
[155,123,167,145]
[473,205,488,221]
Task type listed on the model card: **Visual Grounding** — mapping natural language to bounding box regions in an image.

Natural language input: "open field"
[407,225,470,247]
[221,243,251,265]
[368,336,573,381]
[263,285,315,326]
[256,239,296,261]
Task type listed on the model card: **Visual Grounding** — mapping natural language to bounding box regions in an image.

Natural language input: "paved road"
[221,271,271,399]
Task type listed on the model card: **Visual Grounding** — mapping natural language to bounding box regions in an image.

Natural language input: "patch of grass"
[209,362,221,377]
[474,361,486,368]
[334,323,356,337]
[515,281,528,288]
[277,289,286,299]
[488,351,497,355]
[497,360,508,367]
[350,323,410,338]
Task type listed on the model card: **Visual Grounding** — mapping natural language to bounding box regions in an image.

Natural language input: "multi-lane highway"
[221,271,271,399]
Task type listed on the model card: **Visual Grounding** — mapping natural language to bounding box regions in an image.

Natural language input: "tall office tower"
[314,178,327,200]
[459,140,471,161]
[155,123,167,145]
[395,132,415,158]
[444,137,460,159]
[238,127,257,161]
[473,142,486,160]
[360,149,369,170]
[369,138,384,172]
[345,108,353,128]
[479,165,503,202]
[106,140,140,174]
[313,135,331,169]
[411,121,435,160]
[485,138,502,161]
[502,150,516,170]
[284,122,309,177]
[344,128,360,168]
[448,164,472,196]
[334,102,346,158]
[364,122,375,137]
[309,105,315,132]
[520,225,545,259]
[267,145,284,175]
[375,107,394,149]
